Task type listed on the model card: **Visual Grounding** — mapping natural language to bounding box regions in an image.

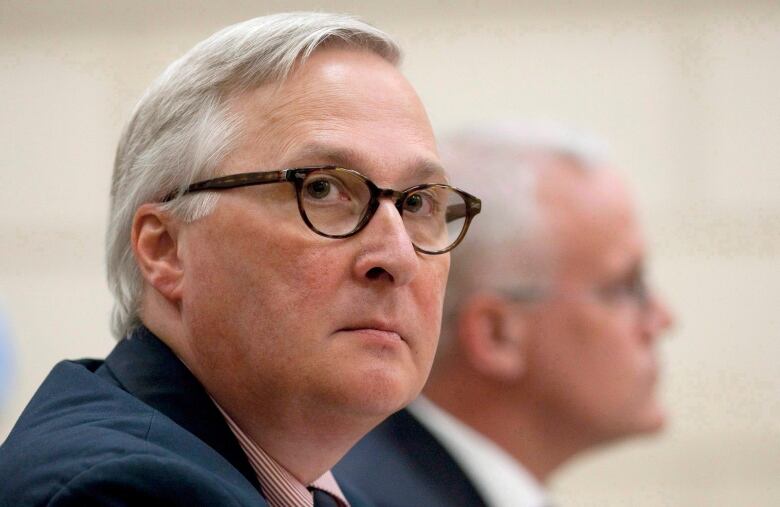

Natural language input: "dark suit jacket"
[335,408,488,507]
[0,327,372,506]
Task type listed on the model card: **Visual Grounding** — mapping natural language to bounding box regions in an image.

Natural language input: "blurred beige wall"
[1,1,778,505]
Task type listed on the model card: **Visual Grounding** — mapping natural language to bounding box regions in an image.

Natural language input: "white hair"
[439,120,609,348]
[107,12,401,340]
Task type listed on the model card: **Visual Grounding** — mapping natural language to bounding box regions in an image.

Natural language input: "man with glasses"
[0,13,479,506]
[337,122,674,507]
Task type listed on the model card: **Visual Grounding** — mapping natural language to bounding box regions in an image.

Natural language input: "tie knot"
[308,486,341,507]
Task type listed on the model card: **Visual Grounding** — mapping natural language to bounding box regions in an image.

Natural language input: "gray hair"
[439,121,609,349]
[107,12,401,340]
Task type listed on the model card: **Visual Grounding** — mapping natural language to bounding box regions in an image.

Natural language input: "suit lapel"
[100,326,262,494]
[387,409,488,507]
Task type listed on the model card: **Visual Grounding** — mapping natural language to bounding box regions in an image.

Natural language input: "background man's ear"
[131,203,184,302]
[456,292,529,382]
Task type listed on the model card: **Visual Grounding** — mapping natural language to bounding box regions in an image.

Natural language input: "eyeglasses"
[501,272,651,310]
[165,166,481,255]
[594,271,650,309]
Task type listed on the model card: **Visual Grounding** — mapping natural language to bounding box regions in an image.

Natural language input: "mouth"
[337,322,405,344]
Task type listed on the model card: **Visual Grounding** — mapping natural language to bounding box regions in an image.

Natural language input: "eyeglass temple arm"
[162,170,289,201]
[445,197,482,222]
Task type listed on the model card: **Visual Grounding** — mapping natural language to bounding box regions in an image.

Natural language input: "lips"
[338,321,405,343]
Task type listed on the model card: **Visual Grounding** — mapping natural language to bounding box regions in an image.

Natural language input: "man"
[336,122,675,507]
[0,13,481,506]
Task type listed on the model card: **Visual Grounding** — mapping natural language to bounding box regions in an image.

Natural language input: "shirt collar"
[213,401,350,507]
[408,396,549,507]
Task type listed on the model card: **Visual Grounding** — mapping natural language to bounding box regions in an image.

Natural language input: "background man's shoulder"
[336,409,486,507]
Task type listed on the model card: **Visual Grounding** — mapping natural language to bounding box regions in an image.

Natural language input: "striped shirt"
[214,403,350,507]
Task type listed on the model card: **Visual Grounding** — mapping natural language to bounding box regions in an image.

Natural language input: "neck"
[424,359,594,483]
[141,300,381,485]
[211,388,383,484]
[185,346,382,484]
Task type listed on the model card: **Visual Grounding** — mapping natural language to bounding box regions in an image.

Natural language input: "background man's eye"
[307,180,331,199]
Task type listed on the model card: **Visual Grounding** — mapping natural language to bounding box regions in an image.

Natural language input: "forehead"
[540,164,644,281]
[222,46,443,186]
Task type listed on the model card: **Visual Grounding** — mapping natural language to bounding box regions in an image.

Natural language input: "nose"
[642,291,675,341]
[353,199,420,286]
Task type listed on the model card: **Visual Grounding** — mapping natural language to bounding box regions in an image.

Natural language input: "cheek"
[529,305,631,396]
[413,258,449,344]
[181,212,347,343]
[204,212,339,291]
[559,309,651,409]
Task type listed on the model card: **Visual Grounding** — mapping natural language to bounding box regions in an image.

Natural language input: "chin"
[620,403,667,439]
[337,364,421,419]
[640,405,667,434]
[594,400,667,446]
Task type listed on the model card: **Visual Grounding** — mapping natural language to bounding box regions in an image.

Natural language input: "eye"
[404,190,440,217]
[305,178,333,200]
[405,193,424,213]
[597,271,647,305]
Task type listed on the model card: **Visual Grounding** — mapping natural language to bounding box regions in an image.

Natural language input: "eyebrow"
[290,143,448,184]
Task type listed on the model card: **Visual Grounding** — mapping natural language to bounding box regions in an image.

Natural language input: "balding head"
[425,122,674,481]
[438,122,609,351]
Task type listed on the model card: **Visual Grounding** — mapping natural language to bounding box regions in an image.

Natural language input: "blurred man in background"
[0,13,481,506]
[337,122,675,507]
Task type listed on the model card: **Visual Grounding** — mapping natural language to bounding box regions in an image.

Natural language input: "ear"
[131,203,184,302]
[456,292,529,382]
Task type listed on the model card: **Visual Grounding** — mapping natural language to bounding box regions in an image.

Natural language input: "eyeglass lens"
[299,169,468,252]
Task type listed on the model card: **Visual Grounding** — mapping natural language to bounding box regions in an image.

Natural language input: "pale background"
[1,1,778,505]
